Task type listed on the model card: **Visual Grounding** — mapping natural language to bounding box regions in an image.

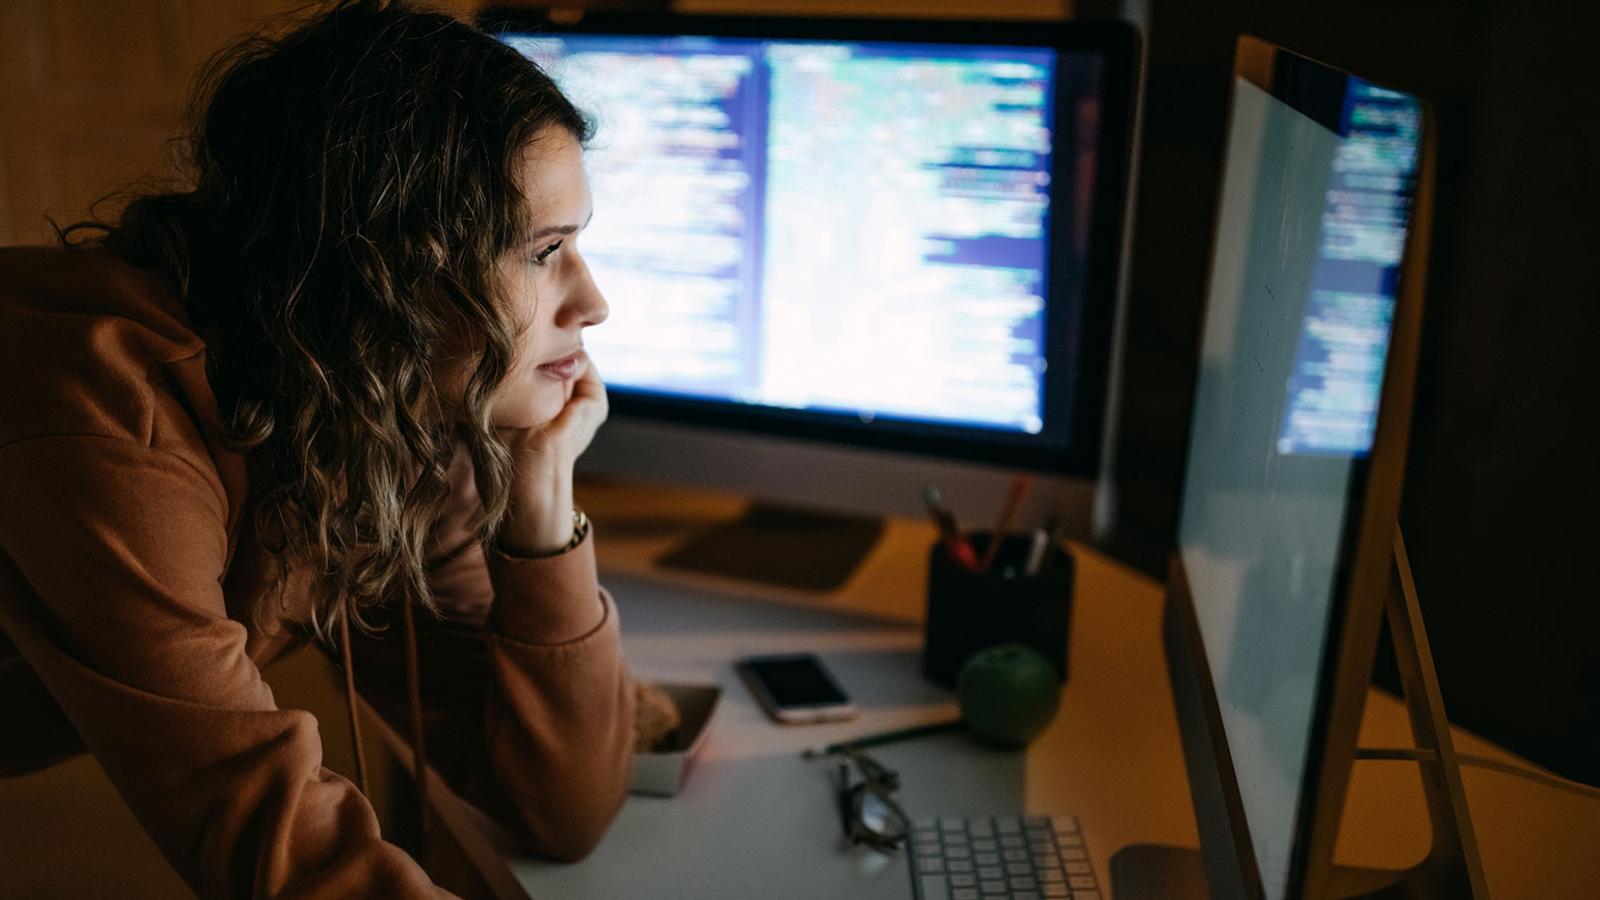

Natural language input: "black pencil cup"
[921,531,1074,691]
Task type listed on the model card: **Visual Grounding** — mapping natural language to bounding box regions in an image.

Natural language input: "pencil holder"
[921,531,1074,691]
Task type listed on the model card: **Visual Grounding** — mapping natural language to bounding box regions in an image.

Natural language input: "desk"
[425,478,1599,900]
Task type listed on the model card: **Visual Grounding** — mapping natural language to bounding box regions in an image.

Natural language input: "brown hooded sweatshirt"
[0,246,636,898]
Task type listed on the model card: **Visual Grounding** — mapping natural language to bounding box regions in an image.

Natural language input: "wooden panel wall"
[0,0,478,246]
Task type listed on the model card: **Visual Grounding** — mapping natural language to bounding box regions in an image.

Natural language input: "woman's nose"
[561,251,609,329]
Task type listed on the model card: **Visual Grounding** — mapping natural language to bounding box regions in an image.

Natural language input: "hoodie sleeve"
[342,436,636,863]
[0,434,453,899]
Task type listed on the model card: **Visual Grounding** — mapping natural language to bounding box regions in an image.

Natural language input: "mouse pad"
[655,503,886,592]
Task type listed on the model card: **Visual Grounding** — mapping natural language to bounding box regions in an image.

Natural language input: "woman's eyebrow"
[526,209,594,241]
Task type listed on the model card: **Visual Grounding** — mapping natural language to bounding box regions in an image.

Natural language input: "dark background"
[1096,0,1599,784]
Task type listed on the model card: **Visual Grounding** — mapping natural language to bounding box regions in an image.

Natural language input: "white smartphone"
[736,653,858,724]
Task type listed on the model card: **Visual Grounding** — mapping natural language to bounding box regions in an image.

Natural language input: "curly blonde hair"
[57,0,592,639]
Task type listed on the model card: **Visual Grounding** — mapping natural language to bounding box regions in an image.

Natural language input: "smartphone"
[736,653,858,724]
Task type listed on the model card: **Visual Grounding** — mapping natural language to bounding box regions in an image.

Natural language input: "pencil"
[801,719,967,759]
[978,474,1031,573]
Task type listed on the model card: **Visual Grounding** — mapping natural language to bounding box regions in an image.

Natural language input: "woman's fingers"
[486,353,608,469]
[540,353,608,457]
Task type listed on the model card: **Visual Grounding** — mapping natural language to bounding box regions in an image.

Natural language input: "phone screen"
[743,655,849,708]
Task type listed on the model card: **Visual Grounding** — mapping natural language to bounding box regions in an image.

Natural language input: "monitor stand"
[1111,528,1489,899]
[654,501,887,593]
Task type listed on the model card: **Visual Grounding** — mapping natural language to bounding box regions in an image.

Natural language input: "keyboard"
[908,814,1102,900]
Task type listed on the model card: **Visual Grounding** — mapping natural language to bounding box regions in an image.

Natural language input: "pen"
[978,474,1031,573]
[922,485,979,570]
[1021,527,1050,577]
[1028,516,1069,576]
[801,719,967,759]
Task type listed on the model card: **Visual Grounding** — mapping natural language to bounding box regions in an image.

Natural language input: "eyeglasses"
[834,750,910,852]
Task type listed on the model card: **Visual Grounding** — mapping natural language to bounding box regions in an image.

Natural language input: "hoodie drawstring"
[400,598,431,839]
[338,603,430,851]
[337,613,369,798]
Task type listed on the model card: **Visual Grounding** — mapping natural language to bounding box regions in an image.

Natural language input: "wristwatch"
[558,504,590,554]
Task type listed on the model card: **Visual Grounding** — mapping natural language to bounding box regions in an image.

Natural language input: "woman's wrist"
[495,458,578,557]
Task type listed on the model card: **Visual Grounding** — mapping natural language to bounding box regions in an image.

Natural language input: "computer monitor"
[1112,37,1476,899]
[481,11,1137,587]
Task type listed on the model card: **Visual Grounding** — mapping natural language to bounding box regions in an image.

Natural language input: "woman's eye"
[530,239,564,267]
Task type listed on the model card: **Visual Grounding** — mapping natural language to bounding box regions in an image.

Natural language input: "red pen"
[921,485,979,570]
[978,474,1031,573]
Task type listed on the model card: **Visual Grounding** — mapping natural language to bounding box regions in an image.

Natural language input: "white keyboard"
[908,815,1102,900]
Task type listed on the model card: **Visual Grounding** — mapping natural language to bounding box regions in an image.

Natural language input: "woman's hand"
[490,354,608,557]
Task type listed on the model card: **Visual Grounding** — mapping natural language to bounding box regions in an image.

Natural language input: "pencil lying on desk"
[801,719,966,759]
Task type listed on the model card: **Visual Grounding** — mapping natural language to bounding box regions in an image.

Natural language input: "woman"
[0,1,645,895]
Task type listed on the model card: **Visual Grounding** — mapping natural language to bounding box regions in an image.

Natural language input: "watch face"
[569,506,590,551]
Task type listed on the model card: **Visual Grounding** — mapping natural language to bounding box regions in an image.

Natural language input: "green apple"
[957,643,1063,748]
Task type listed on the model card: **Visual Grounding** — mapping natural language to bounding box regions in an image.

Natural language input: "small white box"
[629,682,722,797]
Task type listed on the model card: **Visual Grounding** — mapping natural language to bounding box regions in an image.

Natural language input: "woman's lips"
[536,349,585,381]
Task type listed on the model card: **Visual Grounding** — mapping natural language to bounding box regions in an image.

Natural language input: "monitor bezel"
[1162,35,1436,899]
[479,9,1139,477]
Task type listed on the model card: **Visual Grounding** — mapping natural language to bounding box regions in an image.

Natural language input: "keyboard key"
[975,853,1000,866]
[915,842,941,856]
[919,875,951,900]
[973,840,998,853]
[980,880,1008,894]
[969,820,995,837]
[1042,885,1070,898]
[1039,869,1065,882]
[1034,853,1061,868]
[978,866,1004,879]
[952,890,979,900]
[918,859,945,875]
[1010,876,1038,890]
[950,874,977,888]
[1003,848,1030,863]
[1063,847,1088,861]
[943,820,966,834]
[945,833,970,846]
[1014,893,1041,900]
[948,860,973,874]
[946,846,972,859]
[1065,861,1091,875]
[1058,834,1084,847]
[1069,876,1098,890]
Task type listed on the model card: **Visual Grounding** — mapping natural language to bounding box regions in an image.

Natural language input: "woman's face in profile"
[485,125,608,430]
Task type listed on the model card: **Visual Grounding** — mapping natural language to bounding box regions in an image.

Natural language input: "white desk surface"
[432,477,1599,900]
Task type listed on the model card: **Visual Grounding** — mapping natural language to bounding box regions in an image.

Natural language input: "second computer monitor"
[1140,35,1440,900]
